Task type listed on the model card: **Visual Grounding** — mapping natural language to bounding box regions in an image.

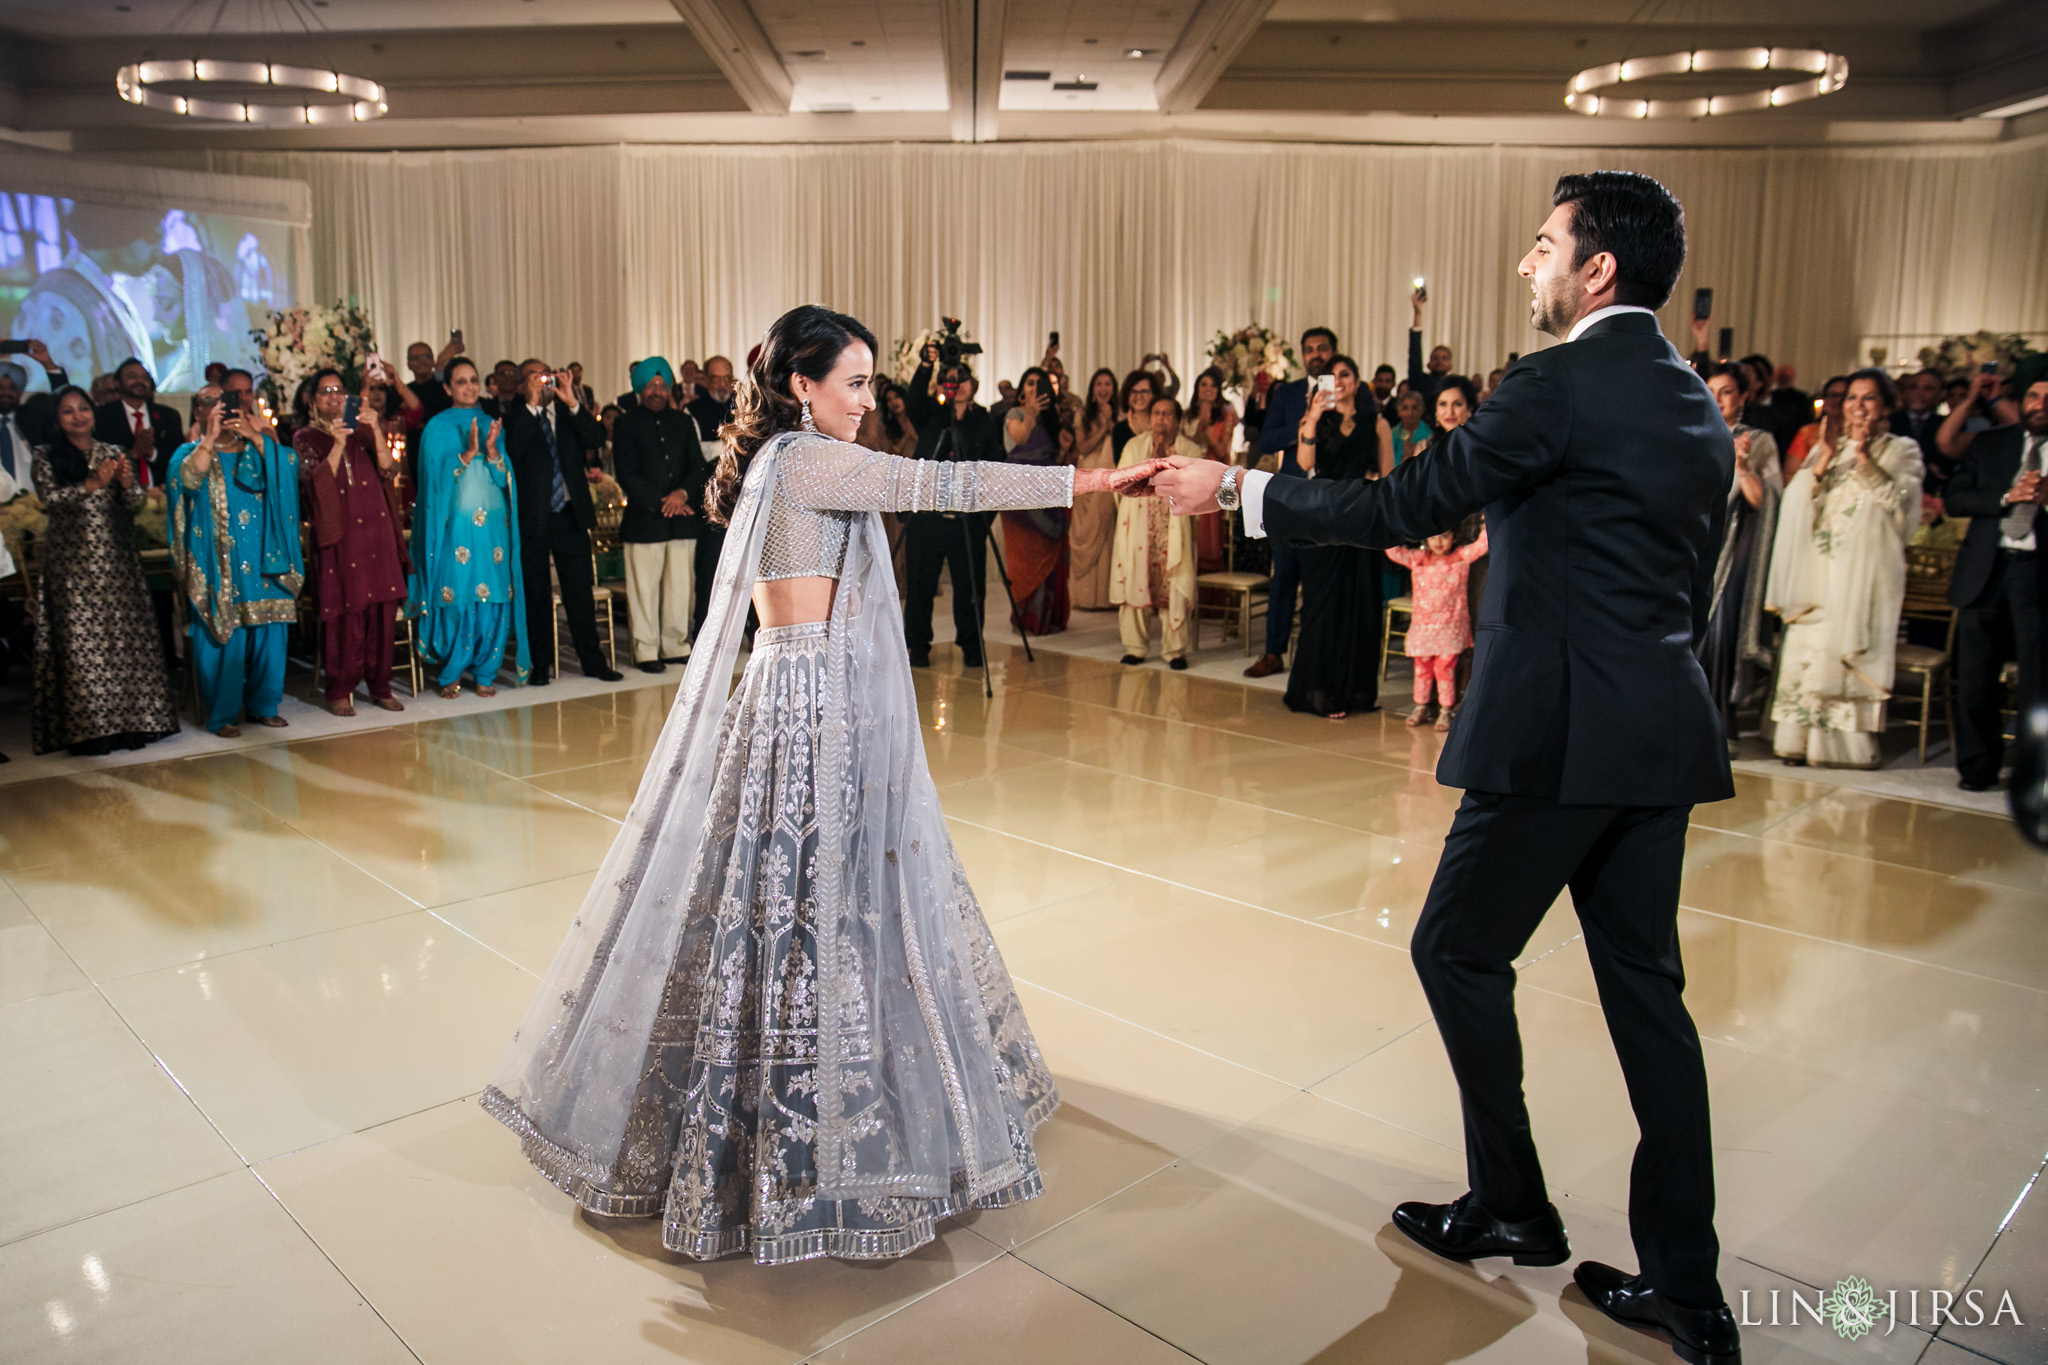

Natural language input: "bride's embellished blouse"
[757,433,1076,580]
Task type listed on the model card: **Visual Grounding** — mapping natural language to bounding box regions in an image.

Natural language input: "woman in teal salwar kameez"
[407,358,528,697]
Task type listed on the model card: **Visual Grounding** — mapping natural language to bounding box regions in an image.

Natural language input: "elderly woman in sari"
[30,386,179,754]
[297,367,410,716]
[407,357,527,697]
[1765,368,1923,768]
[1111,395,1204,668]
[999,367,1072,634]
[1700,364,1782,754]
[167,385,303,738]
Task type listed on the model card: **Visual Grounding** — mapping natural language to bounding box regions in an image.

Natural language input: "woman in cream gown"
[482,306,1162,1266]
[1765,369,1923,768]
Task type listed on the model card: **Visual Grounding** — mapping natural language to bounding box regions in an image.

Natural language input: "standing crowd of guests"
[0,338,752,759]
[4,312,2043,785]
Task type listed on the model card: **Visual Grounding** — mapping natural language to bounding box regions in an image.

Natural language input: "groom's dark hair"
[1551,171,1686,310]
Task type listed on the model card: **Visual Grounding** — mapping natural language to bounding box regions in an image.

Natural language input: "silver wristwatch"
[1215,465,1244,512]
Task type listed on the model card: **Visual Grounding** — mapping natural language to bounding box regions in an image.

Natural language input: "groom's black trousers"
[1413,791,1721,1307]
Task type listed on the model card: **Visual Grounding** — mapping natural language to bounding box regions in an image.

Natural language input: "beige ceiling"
[0,0,2042,150]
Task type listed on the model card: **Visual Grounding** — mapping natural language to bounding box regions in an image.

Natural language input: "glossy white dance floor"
[2,644,2044,1364]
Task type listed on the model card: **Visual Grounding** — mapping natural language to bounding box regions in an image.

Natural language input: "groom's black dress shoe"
[1574,1261,1741,1365]
[1390,1192,1570,1267]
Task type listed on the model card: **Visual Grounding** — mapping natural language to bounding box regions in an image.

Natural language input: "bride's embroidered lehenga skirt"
[484,621,1053,1264]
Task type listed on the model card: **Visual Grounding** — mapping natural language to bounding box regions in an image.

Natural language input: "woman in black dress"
[1284,356,1393,718]
[31,386,179,755]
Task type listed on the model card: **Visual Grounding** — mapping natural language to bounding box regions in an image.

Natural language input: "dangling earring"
[800,396,818,433]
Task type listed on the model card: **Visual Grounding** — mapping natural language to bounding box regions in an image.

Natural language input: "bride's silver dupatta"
[483,431,1055,1212]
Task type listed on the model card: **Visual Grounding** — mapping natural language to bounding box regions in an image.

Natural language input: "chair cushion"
[1891,643,1949,683]
[1194,572,1269,591]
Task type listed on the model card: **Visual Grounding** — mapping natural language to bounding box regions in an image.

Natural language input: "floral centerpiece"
[1,489,44,569]
[1205,324,1298,399]
[132,494,168,551]
[250,300,379,412]
[1916,331,2038,383]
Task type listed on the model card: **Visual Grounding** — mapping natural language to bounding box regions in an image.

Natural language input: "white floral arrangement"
[1916,331,2037,383]
[1205,324,1298,397]
[251,300,379,410]
[0,490,45,568]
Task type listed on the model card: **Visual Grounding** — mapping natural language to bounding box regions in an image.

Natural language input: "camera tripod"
[947,416,1034,701]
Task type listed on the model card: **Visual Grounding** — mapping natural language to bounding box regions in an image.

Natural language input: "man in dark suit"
[685,355,739,634]
[1248,325,1339,678]
[903,365,998,668]
[1153,171,1741,1365]
[1941,378,2048,791]
[1892,369,1950,487]
[611,358,706,673]
[0,342,71,489]
[92,356,183,488]
[503,359,620,685]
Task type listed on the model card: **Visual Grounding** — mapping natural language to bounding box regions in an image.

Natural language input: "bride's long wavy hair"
[709,304,879,525]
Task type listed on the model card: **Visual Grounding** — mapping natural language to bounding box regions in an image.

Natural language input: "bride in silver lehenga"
[483,305,1163,1264]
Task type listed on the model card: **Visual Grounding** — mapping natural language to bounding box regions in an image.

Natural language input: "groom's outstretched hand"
[1150,455,1229,515]
[1092,458,1172,498]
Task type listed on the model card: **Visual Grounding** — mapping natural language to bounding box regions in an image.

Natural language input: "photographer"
[903,364,998,668]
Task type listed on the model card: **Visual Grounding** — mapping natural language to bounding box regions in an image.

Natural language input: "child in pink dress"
[1383,527,1488,731]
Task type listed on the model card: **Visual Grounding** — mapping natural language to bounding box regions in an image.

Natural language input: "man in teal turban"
[629,357,675,393]
[611,356,705,671]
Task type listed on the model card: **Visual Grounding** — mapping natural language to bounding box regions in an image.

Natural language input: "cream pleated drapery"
[179,136,2048,397]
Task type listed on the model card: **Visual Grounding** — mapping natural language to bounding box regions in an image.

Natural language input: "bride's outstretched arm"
[782,434,1160,514]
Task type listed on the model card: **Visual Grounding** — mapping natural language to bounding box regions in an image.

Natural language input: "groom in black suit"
[1151,171,1741,1365]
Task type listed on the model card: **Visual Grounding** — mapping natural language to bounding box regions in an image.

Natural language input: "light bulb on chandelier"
[116,59,388,124]
[1562,47,1848,120]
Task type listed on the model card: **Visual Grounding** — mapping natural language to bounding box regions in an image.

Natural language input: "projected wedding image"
[0,191,294,391]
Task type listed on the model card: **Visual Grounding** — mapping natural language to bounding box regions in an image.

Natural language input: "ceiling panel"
[1,0,2036,146]
[998,0,1200,111]
[1264,0,2008,22]
[0,0,682,37]
[753,0,950,112]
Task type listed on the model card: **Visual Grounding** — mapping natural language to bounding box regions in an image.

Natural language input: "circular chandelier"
[116,59,387,125]
[1564,47,1848,120]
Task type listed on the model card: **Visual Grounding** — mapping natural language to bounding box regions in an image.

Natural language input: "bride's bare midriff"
[753,576,838,627]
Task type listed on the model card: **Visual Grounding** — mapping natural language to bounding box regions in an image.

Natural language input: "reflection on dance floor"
[1,646,2043,1363]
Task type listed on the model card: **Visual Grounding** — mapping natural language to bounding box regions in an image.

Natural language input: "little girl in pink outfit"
[1384,527,1488,731]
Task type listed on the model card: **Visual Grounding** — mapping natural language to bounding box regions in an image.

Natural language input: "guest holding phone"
[1284,356,1391,718]
[167,384,303,737]
[297,367,410,716]
[1251,325,1341,678]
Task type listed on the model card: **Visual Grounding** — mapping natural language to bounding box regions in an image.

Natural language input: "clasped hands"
[1073,457,1229,511]
[2008,470,2048,508]
[1105,455,1232,515]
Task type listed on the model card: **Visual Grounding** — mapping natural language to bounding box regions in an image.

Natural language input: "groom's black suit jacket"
[1264,310,1735,807]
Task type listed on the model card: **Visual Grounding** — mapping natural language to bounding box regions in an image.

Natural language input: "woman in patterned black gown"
[31,386,178,755]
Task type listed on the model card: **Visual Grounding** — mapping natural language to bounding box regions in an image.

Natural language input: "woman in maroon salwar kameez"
[296,367,410,716]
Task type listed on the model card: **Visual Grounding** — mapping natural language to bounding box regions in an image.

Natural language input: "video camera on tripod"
[934,317,981,378]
